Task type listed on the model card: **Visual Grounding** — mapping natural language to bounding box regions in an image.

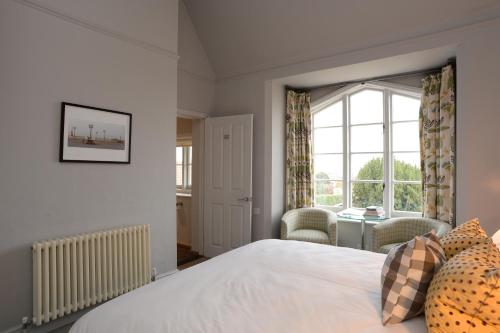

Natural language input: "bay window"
[312,83,422,216]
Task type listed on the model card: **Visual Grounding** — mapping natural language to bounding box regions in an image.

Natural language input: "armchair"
[280,208,337,245]
[371,217,452,253]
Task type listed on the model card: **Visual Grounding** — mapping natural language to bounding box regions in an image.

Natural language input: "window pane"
[314,127,342,153]
[176,165,183,186]
[393,122,419,151]
[352,182,383,208]
[394,153,421,181]
[350,90,383,124]
[351,124,383,152]
[392,94,420,122]
[314,101,342,127]
[176,147,183,164]
[351,154,383,180]
[315,180,343,207]
[188,146,192,163]
[188,165,192,186]
[315,154,343,180]
[394,183,422,212]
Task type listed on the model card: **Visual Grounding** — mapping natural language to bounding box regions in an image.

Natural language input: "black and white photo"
[59,102,132,163]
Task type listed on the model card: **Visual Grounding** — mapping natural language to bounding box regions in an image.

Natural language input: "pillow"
[381,231,446,325]
[492,229,500,250]
[439,218,490,259]
[425,242,500,332]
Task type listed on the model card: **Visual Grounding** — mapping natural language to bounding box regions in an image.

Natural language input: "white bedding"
[70,240,426,333]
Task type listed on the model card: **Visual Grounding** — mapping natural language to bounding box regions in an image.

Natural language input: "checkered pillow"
[381,231,446,325]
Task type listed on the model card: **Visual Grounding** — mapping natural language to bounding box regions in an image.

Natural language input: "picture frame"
[59,102,132,163]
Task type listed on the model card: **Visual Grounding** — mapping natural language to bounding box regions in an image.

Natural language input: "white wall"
[215,18,500,240]
[0,0,178,330]
[177,1,215,114]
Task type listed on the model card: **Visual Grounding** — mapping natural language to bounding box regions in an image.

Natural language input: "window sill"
[176,192,191,198]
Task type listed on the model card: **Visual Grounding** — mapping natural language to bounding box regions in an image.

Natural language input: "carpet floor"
[177,244,202,266]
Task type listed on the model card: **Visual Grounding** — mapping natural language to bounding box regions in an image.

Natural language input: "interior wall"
[177,117,193,140]
[0,0,178,330]
[215,17,500,240]
[310,74,425,102]
[265,81,286,238]
[177,1,215,114]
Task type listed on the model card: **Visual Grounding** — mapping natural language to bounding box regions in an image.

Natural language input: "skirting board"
[2,270,178,333]
[1,306,94,333]
[156,269,179,280]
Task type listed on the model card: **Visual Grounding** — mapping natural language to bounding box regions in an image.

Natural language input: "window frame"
[311,82,422,218]
[176,145,192,193]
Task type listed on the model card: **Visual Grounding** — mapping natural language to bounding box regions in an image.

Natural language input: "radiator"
[32,224,151,326]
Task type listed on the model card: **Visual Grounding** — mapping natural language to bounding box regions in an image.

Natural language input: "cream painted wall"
[214,18,500,240]
[0,0,178,330]
[177,1,215,114]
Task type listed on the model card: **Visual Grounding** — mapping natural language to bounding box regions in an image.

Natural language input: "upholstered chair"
[280,208,337,245]
[371,217,452,254]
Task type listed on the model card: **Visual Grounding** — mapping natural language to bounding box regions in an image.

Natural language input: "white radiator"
[32,224,151,326]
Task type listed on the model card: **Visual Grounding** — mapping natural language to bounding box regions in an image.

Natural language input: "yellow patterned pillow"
[425,242,500,333]
[440,218,489,259]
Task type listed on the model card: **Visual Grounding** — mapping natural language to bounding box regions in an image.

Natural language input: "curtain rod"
[286,58,455,92]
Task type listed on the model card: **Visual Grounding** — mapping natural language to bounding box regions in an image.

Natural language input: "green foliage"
[315,172,343,206]
[316,172,329,180]
[316,194,343,206]
[352,157,422,212]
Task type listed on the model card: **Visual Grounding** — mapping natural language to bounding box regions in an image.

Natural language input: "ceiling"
[183,0,500,79]
[278,45,457,88]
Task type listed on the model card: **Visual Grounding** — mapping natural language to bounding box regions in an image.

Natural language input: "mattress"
[70,239,426,333]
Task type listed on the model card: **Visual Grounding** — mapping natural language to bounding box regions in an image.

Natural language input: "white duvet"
[70,240,426,333]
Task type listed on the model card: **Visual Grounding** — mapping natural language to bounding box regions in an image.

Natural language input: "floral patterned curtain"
[419,64,456,224]
[286,89,314,210]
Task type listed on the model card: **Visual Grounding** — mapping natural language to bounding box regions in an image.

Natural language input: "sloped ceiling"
[183,0,500,79]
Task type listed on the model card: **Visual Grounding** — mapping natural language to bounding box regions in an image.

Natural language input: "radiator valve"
[21,316,31,329]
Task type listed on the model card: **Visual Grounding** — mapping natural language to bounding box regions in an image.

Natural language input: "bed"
[70,239,426,333]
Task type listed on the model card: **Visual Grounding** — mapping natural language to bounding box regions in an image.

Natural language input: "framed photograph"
[59,102,132,163]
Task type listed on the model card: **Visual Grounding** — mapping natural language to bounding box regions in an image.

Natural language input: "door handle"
[237,197,252,202]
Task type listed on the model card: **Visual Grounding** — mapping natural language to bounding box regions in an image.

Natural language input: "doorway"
[175,113,254,267]
[176,116,204,268]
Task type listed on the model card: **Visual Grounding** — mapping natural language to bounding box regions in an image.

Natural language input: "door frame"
[177,109,208,256]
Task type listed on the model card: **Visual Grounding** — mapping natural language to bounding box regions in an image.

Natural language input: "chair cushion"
[381,232,446,325]
[287,229,330,244]
[379,242,405,254]
[439,218,490,259]
[425,242,500,332]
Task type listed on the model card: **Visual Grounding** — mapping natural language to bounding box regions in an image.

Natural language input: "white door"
[204,114,253,257]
